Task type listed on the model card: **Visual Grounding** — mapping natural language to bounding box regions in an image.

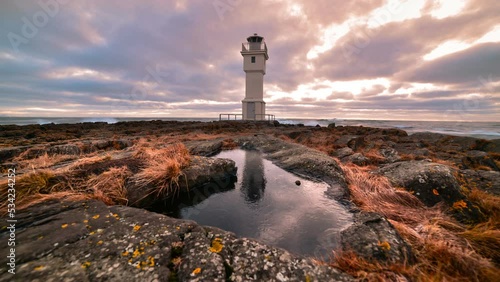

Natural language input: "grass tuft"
[86,166,132,205]
[132,143,191,197]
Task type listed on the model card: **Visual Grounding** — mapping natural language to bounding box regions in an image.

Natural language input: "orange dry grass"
[334,163,497,281]
[14,153,77,170]
[86,166,132,205]
[332,251,411,282]
[64,153,112,171]
[132,143,191,197]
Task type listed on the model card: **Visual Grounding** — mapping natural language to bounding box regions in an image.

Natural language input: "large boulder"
[340,212,414,264]
[376,160,484,223]
[0,199,354,282]
[127,156,237,208]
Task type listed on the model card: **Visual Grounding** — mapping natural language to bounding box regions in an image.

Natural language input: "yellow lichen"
[97,240,103,245]
[453,200,468,210]
[61,224,68,229]
[89,231,95,235]
[133,225,141,232]
[132,248,141,258]
[209,238,223,253]
[81,261,91,269]
[148,256,155,267]
[378,241,391,251]
[122,251,129,257]
[192,267,202,275]
[92,215,100,220]
[432,189,439,196]
[33,265,45,271]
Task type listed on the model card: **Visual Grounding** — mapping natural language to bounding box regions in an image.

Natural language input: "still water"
[167,149,353,257]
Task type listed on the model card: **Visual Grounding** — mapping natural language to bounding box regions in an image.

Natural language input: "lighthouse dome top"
[247,33,264,43]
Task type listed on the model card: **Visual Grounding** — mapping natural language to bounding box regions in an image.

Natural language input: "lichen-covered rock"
[379,148,401,163]
[0,200,354,282]
[47,144,81,156]
[376,160,485,223]
[462,150,499,171]
[460,169,500,196]
[340,212,414,264]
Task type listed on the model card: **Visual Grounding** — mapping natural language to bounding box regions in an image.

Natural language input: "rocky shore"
[0,120,499,281]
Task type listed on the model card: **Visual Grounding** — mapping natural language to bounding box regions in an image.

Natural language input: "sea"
[0,117,498,140]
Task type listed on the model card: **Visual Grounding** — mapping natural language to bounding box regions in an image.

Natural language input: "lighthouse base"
[242,100,266,120]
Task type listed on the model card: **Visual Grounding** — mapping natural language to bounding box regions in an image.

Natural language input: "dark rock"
[460,169,500,196]
[92,139,133,151]
[185,139,223,157]
[462,150,499,171]
[127,156,237,208]
[334,135,358,148]
[340,212,414,264]
[379,148,401,163]
[295,180,301,186]
[47,144,81,156]
[345,153,369,166]
[347,136,366,151]
[0,199,354,282]
[286,130,312,142]
[481,139,500,153]
[333,147,354,159]
[376,161,485,223]
[328,123,336,128]
[0,146,29,162]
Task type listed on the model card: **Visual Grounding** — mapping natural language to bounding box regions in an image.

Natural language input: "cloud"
[0,0,498,121]
[398,43,500,86]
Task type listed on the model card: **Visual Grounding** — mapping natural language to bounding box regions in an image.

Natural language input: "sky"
[0,0,499,121]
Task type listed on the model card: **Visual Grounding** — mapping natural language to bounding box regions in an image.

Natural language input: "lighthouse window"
[251,56,256,63]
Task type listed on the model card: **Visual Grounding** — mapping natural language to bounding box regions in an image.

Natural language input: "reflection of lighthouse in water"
[241,150,266,203]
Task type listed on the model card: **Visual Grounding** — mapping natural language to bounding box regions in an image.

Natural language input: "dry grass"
[332,250,411,282]
[131,143,191,197]
[86,166,132,205]
[364,149,386,165]
[63,153,112,171]
[14,152,77,170]
[330,163,498,281]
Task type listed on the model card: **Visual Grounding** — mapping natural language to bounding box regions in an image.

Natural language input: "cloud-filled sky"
[1,0,499,121]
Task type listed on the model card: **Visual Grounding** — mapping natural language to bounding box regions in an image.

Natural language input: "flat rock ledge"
[0,200,354,282]
[235,135,350,202]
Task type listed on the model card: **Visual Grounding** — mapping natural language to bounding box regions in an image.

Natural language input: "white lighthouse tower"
[241,33,269,120]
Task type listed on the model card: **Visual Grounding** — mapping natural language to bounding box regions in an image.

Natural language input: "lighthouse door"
[247,103,256,120]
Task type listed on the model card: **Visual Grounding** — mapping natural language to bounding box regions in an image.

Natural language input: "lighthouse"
[241,33,269,120]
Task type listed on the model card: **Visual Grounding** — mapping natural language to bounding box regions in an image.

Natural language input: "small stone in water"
[295,180,301,186]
